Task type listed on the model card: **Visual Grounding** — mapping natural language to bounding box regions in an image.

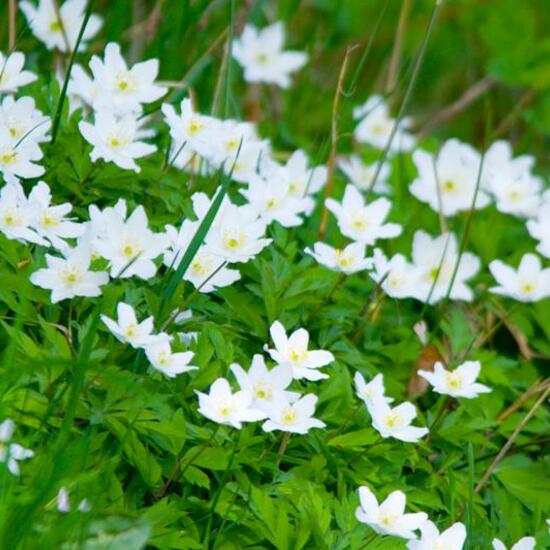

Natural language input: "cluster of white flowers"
[197,320,332,434]
[101,302,197,378]
[355,485,539,548]
[0,51,48,183]
[0,419,33,476]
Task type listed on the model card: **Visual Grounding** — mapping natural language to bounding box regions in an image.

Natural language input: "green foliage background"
[0,0,549,548]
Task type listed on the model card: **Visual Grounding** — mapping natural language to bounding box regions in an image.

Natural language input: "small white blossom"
[355,485,428,539]
[232,22,308,88]
[305,241,373,274]
[407,521,467,550]
[526,195,550,259]
[203,203,271,264]
[92,201,167,279]
[325,185,402,245]
[0,419,34,476]
[88,42,166,114]
[483,140,542,218]
[145,340,197,378]
[56,487,91,513]
[368,395,428,443]
[30,246,109,303]
[163,220,241,292]
[492,537,536,550]
[79,111,156,172]
[196,378,266,429]
[28,181,83,249]
[100,302,158,348]
[262,394,326,434]
[370,249,422,299]
[419,361,491,399]
[20,0,102,52]
[0,182,46,245]
[489,253,550,302]
[242,172,309,228]
[0,96,50,145]
[409,231,480,304]
[0,128,45,181]
[338,155,391,194]
[231,354,298,411]
[410,139,490,216]
[266,320,334,381]
[0,51,37,93]
[353,95,415,152]
[354,372,393,407]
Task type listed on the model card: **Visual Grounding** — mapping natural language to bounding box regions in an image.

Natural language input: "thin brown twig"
[318,45,357,240]
[9,0,17,51]
[474,382,550,493]
[385,0,412,96]
[417,75,496,138]
[52,0,71,53]
[496,378,549,422]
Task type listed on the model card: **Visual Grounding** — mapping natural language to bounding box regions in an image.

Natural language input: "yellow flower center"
[124,324,137,339]
[1,150,17,165]
[442,180,455,192]
[256,53,269,64]
[289,348,307,364]
[385,413,402,429]
[49,20,62,32]
[282,408,297,425]
[445,371,464,390]
[188,120,204,135]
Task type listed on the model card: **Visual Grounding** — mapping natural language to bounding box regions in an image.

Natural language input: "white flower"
[489,253,550,302]
[0,128,45,180]
[368,395,428,443]
[338,155,391,194]
[419,361,491,399]
[353,95,415,152]
[492,537,536,550]
[30,246,109,303]
[203,203,271,264]
[162,98,220,161]
[145,340,197,378]
[410,139,490,216]
[325,185,402,245]
[88,42,166,114]
[266,320,334,381]
[79,111,156,172]
[56,487,91,513]
[196,377,266,429]
[241,172,309,227]
[354,372,393,407]
[262,394,325,434]
[92,201,167,279]
[163,221,241,292]
[231,354,299,411]
[483,141,541,218]
[274,150,327,212]
[355,486,428,539]
[370,249,421,299]
[0,51,37,93]
[232,22,308,88]
[0,419,34,476]
[407,521,467,550]
[305,242,373,274]
[0,96,50,145]
[28,181,83,249]
[409,231,480,304]
[100,302,158,348]
[20,0,102,52]
[0,182,46,246]
[527,195,550,259]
